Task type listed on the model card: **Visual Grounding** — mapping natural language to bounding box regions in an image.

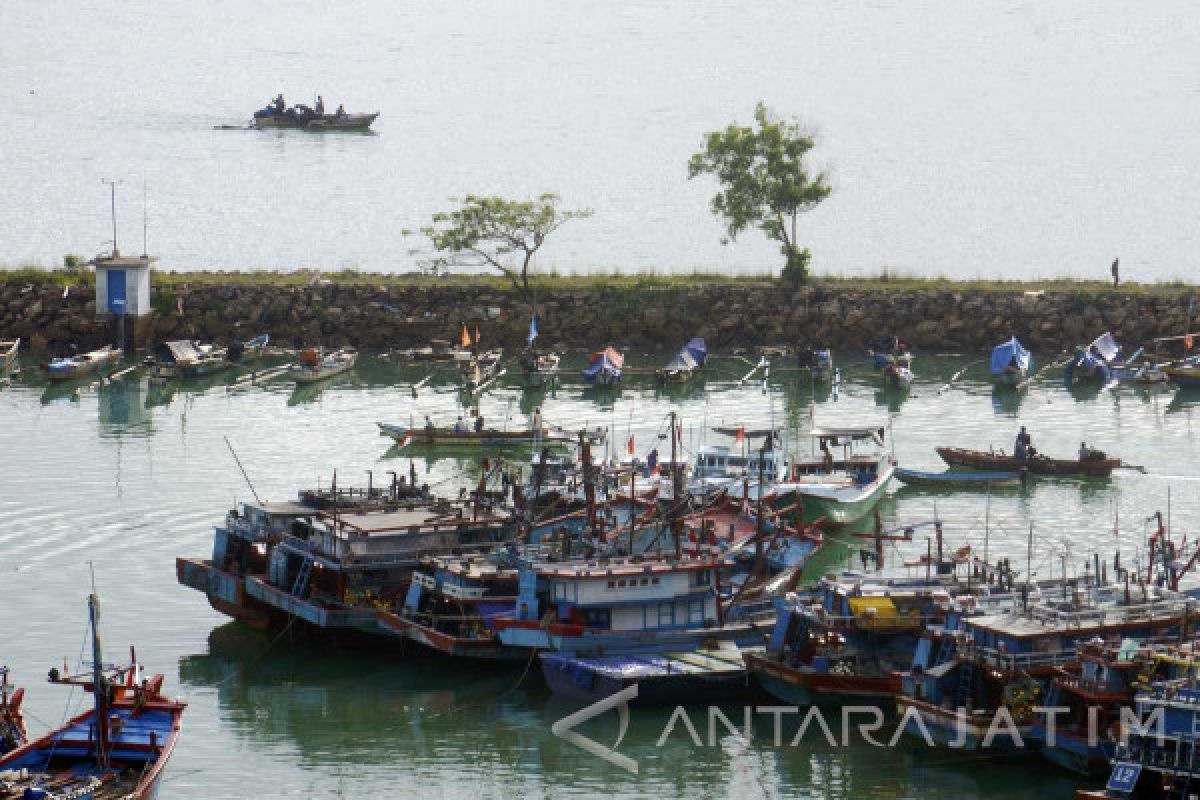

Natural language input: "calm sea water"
[2,352,1199,797]
[4,1,1200,280]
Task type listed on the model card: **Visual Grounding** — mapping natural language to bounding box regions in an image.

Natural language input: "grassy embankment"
[0,264,1194,297]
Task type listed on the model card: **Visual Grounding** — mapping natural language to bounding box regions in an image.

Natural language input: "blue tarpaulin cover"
[990,337,1032,376]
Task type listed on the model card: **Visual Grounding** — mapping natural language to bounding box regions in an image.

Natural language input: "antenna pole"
[142,175,148,257]
[102,179,121,257]
[224,436,262,504]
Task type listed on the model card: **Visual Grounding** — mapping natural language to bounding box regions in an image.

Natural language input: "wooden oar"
[1114,464,1148,473]
[937,359,984,394]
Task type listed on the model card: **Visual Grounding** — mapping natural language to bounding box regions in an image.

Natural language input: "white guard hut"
[92,254,156,318]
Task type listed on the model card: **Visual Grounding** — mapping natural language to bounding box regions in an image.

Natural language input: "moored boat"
[991,336,1032,385]
[519,350,560,387]
[377,422,576,447]
[769,426,895,528]
[290,346,357,383]
[656,338,707,384]
[582,347,623,386]
[894,467,1024,489]
[0,668,24,756]
[797,348,834,382]
[936,446,1120,477]
[881,360,914,389]
[44,345,121,382]
[0,594,186,800]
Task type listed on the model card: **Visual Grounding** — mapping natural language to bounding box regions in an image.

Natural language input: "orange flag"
[734,426,745,446]
[460,324,471,348]
[627,435,635,456]
[475,325,481,346]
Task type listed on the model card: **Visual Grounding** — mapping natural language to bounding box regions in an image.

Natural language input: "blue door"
[107,269,126,313]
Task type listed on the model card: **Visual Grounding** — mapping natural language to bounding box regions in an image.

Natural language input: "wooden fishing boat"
[582,347,623,386]
[0,594,186,800]
[44,346,120,382]
[519,350,560,387]
[252,109,378,131]
[148,334,269,380]
[894,467,1023,488]
[936,446,1120,477]
[377,422,574,447]
[290,347,357,384]
[1166,363,1200,388]
[769,426,895,527]
[0,668,24,756]
[0,339,17,375]
[461,349,503,392]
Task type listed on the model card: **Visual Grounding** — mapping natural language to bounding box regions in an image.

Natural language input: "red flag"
[734,426,745,445]
[627,435,635,456]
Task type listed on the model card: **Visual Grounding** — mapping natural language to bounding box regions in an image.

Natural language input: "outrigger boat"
[290,346,357,384]
[894,467,1024,489]
[461,349,503,393]
[656,338,707,385]
[377,421,580,448]
[252,105,378,131]
[869,336,913,370]
[44,346,120,382]
[147,334,268,380]
[519,350,560,387]
[0,668,24,756]
[1065,332,1169,387]
[937,446,1120,477]
[0,594,186,800]
[991,336,1032,385]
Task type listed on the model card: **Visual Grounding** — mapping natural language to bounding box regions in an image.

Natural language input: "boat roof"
[246,500,315,517]
[965,595,1189,639]
[531,551,723,579]
[809,426,886,444]
[325,505,509,534]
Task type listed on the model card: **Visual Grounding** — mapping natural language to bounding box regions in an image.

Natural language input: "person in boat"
[819,438,835,471]
[273,94,285,113]
[475,414,485,433]
[1015,426,1032,459]
[1079,441,1089,461]
[315,95,325,116]
[335,104,346,118]
[454,416,466,433]
[424,414,435,432]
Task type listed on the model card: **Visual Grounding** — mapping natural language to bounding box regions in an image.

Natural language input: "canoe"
[936,446,1120,477]
[45,345,121,381]
[1166,365,1200,388]
[895,467,1024,488]
[252,110,379,131]
[377,422,573,447]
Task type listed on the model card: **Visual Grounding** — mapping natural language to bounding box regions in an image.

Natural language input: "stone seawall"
[1,279,1194,354]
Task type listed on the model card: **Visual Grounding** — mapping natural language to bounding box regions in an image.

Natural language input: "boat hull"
[253,111,378,131]
[541,649,756,705]
[745,653,899,707]
[936,447,1119,477]
[776,469,893,528]
[894,467,1023,489]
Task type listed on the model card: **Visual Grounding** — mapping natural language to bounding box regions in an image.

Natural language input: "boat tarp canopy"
[158,340,204,364]
[582,347,624,382]
[1089,332,1120,363]
[990,337,1032,375]
[847,596,922,630]
[809,426,886,446]
[665,338,707,372]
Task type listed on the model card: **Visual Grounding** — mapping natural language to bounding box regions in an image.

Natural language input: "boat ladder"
[955,663,973,708]
[1168,736,1199,800]
[292,558,314,598]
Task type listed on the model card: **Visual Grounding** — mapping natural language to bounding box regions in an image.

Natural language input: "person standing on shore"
[1111,257,1120,287]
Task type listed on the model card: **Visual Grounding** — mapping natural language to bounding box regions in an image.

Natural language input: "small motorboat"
[290,347,358,384]
[657,338,707,385]
[44,345,121,382]
[990,336,1032,385]
[936,446,1120,477]
[894,467,1024,489]
[519,350,560,387]
[0,594,186,800]
[869,336,912,371]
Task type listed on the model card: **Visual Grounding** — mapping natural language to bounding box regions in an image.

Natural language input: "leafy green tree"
[688,102,831,284]
[423,194,591,309]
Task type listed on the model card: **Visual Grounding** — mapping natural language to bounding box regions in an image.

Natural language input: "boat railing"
[1025,597,1192,630]
[960,641,1078,671]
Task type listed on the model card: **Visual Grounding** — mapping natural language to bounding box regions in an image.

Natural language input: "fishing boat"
[519,350,560,387]
[0,339,17,376]
[1080,659,1200,799]
[1065,332,1169,387]
[894,467,1024,489]
[881,359,914,389]
[1165,361,1200,388]
[688,433,786,498]
[869,337,913,371]
[0,668,24,756]
[44,346,121,382]
[290,347,357,384]
[898,581,1192,754]
[656,338,707,384]
[797,348,834,382]
[252,107,378,131]
[581,347,623,386]
[769,426,896,528]
[936,446,1120,477]
[377,421,576,447]
[461,349,503,393]
[991,336,1032,385]
[147,335,268,380]
[0,594,186,800]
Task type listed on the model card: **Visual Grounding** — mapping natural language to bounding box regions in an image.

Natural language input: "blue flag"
[644,448,658,477]
[527,315,539,345]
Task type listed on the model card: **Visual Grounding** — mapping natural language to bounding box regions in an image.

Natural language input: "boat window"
[618,579,627,588]
[658,602,674,628]
[641,577,649,586]
[607,581,615,589]
[692,570,712,587]
[688,599,705,625]
[553,582,567,601]
[652,577,660,585]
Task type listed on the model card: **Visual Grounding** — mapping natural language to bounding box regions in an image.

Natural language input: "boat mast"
[102,178,120,257]
[669,411,683,560]
[88,592,109,768]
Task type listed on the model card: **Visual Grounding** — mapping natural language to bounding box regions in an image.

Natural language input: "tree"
[423,194,591,309]
[688,102,831,285]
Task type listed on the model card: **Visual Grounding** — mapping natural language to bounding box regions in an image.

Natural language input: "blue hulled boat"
[991,336,1032,385]
[0,594,186,800]
[582,346,624,386]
